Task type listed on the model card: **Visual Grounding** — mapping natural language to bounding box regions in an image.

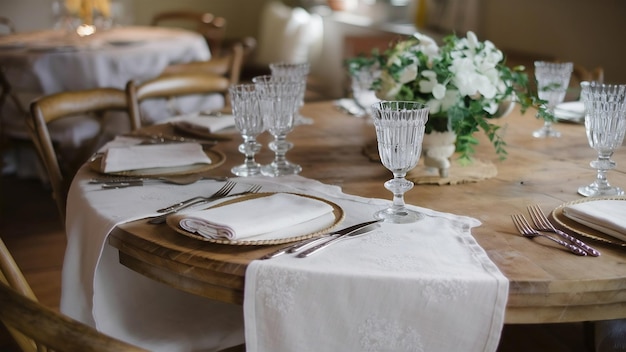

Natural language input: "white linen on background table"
[62,167,508,351]
[0,26,210,94]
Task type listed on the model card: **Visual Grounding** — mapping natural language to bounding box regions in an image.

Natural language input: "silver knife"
[260,219,383,260]
[296,219,383,258]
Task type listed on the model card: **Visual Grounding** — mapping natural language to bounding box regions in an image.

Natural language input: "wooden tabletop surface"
[108,101,626,324]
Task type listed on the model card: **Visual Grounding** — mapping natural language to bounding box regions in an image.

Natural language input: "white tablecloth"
[63,169,508,351]
[0,26,210,94]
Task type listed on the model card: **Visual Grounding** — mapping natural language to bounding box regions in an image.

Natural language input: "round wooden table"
[108,101,626,324]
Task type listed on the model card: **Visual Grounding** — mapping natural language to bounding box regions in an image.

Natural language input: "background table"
[0,26,211,176]
[107,102,626,324]
[0,25,210,95]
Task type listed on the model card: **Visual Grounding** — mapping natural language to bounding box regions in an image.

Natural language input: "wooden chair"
[567,64,604,101]
[160,39,247,87]
[0,237,148,352]
[28,88,139,224]
[0,16,15,35]
[151,11,227,57]
[126,72,231,125]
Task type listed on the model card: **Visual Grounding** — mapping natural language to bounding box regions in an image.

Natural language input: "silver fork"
[148,184,263,225]
[157,180,236,213]
[511,214,587,256]
[527,204,601,257]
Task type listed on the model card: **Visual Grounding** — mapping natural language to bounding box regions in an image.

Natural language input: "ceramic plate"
[89,148,225,177]
[166,192,345,245]
[551,196,626,248]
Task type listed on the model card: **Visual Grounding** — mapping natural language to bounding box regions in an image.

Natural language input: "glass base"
[231,164,262,177]
[577,184,624,197]
[260,162,302,177]
[374,207,424,224]
[532,126,561,138]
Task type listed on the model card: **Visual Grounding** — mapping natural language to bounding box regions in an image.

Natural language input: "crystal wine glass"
[269,62,312,125]
[577,81,626,197]
[350,66,380,117]
[371,101,429,223]
[228,83,265,177]
[253,75,305,177]
[532,61,574,138]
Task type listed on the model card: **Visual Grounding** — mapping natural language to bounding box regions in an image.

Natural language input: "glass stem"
[269,134,292,167]
[240,136,261,168]
[387,173,413,211]
[591,153,616,191]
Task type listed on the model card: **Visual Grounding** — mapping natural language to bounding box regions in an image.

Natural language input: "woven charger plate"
[89,149,225,177]
[551,196,626,248]
[166,192,345,245]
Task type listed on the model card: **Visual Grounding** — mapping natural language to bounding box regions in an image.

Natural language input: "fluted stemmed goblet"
[253,75,305,177]
[371,101,429,223]
[350,66,380,117]
[269,62,311,125]
[577,81,626,197]
[229,83,265,177]
[533,61,574,138]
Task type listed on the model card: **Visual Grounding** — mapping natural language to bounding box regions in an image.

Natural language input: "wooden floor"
[0,174,593,351]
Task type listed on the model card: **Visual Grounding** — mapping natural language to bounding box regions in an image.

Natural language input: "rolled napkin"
[102,143,211,173]
[178,193,336,241]
[172,114,236,134]
[562,199,626,242]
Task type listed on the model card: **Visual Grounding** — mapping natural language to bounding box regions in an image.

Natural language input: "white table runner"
[62,170,507,351]
[243,178,508,352]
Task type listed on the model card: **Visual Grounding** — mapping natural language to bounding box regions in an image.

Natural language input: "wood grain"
[109,101,626,324]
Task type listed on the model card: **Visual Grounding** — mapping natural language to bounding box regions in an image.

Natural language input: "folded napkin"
[102,143,211,173]
[178,193,336,241]
[172,114,236,133]
[555,101,585,120]
[562,200,626,242]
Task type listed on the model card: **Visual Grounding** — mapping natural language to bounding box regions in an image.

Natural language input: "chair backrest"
[567,64,604,101]
[28,88,138,224]
[160,39,246,87]
[151,11,227,57]
[0,16,15,35]
[126,72,231,124]
[0,238,148,352]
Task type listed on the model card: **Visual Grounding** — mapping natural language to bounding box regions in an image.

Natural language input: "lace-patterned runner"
[244,185,509,352]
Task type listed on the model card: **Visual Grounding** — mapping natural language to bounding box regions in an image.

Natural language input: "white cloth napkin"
[554,101,585,121]
[101,142,211,173]
[562,200,626,242]
[177,193,336,240]
[171,114,236,133]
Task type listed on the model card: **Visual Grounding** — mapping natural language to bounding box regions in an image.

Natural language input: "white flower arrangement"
[348,31,548,162]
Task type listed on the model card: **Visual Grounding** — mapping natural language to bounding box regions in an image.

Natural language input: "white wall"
[479,0,626,84]
[2,0,625,84]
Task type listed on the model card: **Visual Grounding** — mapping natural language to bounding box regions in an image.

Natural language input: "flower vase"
[422,115,455,177]
[423,130,456,177]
